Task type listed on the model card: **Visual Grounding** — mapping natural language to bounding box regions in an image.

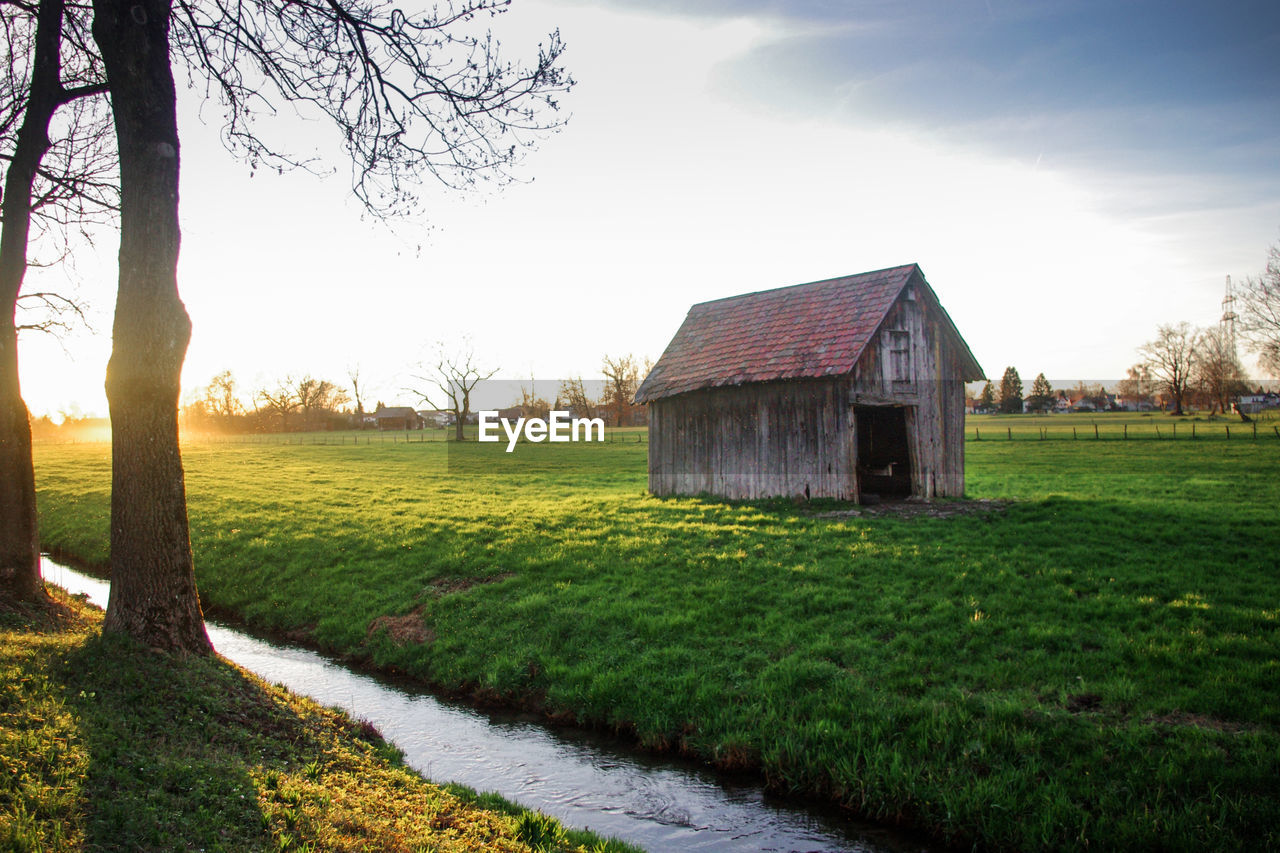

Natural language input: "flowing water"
[44,558,926,853]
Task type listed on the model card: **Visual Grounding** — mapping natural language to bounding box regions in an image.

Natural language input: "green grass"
[32,421,1280,850]
[0,590,637,852]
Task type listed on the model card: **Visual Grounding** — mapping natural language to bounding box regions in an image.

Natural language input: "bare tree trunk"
[0,0,67,603]
[0,322,39,602]
[93,0,210,652]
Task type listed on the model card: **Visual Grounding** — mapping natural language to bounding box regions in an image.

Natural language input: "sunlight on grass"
[0,592,636,853]
[32,421,1280,850]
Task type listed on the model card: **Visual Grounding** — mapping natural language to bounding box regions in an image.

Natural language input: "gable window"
[888,330,911,383]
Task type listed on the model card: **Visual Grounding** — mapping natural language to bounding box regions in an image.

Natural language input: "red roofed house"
[634,264,984,501]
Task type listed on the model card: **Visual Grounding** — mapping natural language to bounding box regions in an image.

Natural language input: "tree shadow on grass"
[56,631,301,850]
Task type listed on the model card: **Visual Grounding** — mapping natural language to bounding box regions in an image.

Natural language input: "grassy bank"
[0,590,636,852]
[32,423,1280,850]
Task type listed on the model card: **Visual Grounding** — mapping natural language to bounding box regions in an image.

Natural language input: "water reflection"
[43,558,923,853]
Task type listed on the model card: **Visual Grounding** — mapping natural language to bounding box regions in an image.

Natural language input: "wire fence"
[182,429,649,447]
[967,420,1279,442]
[37,417,1278,447]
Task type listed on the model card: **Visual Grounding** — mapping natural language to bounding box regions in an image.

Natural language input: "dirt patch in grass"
[367,605,434,646]
[424,572,515,597]
[367,573,517,648]
[1065,692,1103,713]
[811,498,1011,520]
[1147,711,1262,735]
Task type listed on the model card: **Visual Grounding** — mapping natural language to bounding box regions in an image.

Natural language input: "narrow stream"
[44,558,925,853]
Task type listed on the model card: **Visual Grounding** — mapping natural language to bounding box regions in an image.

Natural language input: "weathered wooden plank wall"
[648,381,856,499]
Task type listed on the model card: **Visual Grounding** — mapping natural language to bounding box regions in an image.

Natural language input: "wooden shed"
[634,264,984,501]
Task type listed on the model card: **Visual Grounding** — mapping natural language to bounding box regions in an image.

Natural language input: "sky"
[17,0,1280,418]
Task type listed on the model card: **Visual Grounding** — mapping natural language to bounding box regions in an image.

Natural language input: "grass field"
[31,415,1280,850]
[0,591,634,852]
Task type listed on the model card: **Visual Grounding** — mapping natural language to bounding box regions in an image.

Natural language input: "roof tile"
[636,264,931,402]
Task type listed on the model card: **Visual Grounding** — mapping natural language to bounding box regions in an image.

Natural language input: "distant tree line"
[970,351,1261,417]
[177,350,655,436]
[181,370,353,434]
[971,235,1280,417]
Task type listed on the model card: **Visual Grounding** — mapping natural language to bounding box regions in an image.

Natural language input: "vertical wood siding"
[648,381,856,499]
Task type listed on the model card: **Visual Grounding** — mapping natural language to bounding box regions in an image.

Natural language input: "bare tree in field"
[256,380,298,432]
[409,341,497,441]
[182,368,242,431]
[293,375,349,430]
[1139,322,1199,415]
[557,376,595,419]
[1195,325,1248,415]
[1116,364,1155,409]
[515,378,550,420]
[347,365,367,419]
[1239,239,1280,377]
[1,0,114,604]
[601,353,640,427]
[203,368,242,418]
[89,0,570,650]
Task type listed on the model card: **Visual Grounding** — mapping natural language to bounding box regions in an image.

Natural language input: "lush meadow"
[32,418,1280,850]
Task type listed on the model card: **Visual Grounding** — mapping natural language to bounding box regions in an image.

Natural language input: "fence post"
[1094,423,1099,439]
[1007,426,1012,440]
[975,427,981,441]
[1192,422,1196,439]
[1156,425,1161,439]
[1225,425,1230,440]
[1123,424,1127,440]
[1073,427,1077,440]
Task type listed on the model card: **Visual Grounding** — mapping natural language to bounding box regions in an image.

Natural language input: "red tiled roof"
[635,264,978,403]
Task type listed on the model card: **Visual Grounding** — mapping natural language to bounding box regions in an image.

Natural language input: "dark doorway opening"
[855,406,912,500]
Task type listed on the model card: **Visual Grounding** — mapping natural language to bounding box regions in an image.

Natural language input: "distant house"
[1237,393,1280,414]
[418,410,452,427]
[635,263,984,501]
[371,406,425,430]
[1069,396,1097,413]
[1115,396,1155,412]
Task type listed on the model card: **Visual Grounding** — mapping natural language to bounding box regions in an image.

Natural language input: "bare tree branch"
[170,0,573,218]
[14,287,90,335]
[1239,239,1280,377]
